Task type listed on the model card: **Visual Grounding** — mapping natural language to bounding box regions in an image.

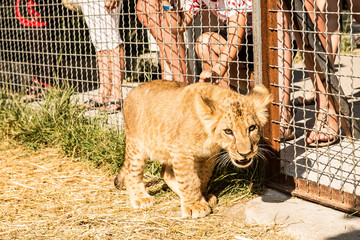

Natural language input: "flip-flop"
[22,86,43,102]
[83,99,103,108]
[102,101,123,113]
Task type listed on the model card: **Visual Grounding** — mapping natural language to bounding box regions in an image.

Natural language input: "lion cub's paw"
[181,201,211,219]
[114,174,124,190]
[205,194,218,207]
[130,195,155,209]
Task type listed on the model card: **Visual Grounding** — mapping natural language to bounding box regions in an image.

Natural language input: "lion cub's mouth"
[233,158,253,168]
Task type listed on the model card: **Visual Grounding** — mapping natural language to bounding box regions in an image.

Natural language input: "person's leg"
[346,0,360,24]
[303,0,339,145]
[96,50,111,104]
[303,59,339,145]
[277,5,294,140]
[195,32,231,88]
[317,0,341,60]
[81,0,123,107]
[136,0,190,83]
[105,44,125,111]
[293,0,341,106]
[196,31,254,90]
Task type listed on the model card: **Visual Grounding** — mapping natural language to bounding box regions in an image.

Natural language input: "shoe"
[306,109,339,147]
[292,95,315,106]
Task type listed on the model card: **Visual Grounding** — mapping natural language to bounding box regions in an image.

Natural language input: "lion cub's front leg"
[197,158,217,208]
[171,156,212,219]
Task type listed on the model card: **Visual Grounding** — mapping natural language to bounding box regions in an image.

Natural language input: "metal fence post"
[253,0,280,180]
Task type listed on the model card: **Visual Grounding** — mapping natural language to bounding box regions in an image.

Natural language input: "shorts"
[78,0,123,51]
[220,30,254,71]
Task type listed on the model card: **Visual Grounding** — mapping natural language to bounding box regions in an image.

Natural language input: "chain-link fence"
[0,0,359,213]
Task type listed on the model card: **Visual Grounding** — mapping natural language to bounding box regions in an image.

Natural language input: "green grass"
[0,84,125,172]
[0,83,264,199]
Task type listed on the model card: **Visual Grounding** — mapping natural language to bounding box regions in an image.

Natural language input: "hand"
[199,70,212,82]
[105,0,120,12]
[199,67,221,83]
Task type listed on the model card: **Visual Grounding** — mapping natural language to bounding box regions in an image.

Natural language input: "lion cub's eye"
[224,129,233,136]
[249,125,256,132]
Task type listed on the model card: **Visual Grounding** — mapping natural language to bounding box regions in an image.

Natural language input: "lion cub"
[114,80,271,218]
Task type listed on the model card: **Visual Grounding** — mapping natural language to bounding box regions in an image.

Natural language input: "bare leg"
[277,4,294,140]
[105,44,125,111]
[95,50,112,104]
[136,0,190,83]
[303,0,339,144]
[293,0,341,106]
[195,32,253,90]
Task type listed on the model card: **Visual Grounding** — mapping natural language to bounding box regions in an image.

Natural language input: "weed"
[0,84,125,172]
[209,158,265,198]
[340,35,353,54]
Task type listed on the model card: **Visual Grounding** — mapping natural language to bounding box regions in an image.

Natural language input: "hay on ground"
[0,141,292,239]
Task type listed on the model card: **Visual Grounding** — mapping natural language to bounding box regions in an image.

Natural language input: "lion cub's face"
[215,105,263,168]
[196,84,271,168]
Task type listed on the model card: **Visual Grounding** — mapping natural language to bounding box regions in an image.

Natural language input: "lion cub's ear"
[195,94,216,118]
[247,84,272,126]
[195,93,218,131]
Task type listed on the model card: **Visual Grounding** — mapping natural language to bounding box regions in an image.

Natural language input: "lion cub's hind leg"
[120,140,155,209]
[161,164,181,197]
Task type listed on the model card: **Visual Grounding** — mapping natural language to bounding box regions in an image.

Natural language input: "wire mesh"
[1,0,359,212]
[274,0,360,211]
[0,0,254,122]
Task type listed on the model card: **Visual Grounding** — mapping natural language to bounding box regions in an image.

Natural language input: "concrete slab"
[243,189,360,240]
[280,54,360,198]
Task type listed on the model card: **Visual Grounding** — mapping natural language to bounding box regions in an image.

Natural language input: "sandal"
[82,99,103,109]
[102,101,123,113]
[292,95,315,106]
[306,109,339,147]
[280,112,296,141]
[279,107,296,141]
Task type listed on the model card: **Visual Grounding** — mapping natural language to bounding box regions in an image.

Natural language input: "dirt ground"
[0,141,292,240]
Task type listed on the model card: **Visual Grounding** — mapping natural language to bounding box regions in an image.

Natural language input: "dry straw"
[0,140,292,239]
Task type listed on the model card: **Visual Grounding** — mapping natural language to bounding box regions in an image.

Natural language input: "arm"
[162,0,195,35]
[105,0,120,12]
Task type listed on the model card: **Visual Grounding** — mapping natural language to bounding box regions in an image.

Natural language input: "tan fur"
[114,80,272,218]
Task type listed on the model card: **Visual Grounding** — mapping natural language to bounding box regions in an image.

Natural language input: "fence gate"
[258,0,360,214]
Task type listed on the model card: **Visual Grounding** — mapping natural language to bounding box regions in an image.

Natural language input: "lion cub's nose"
[237,150,251,158]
